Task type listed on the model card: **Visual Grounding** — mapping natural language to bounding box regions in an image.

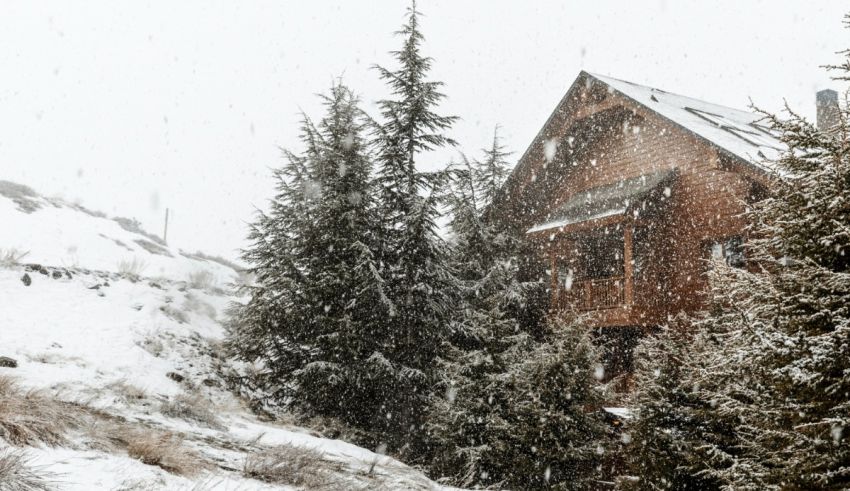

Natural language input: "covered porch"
[526,169,675,327]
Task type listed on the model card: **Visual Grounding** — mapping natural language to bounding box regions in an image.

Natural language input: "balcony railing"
[559,276,625,311]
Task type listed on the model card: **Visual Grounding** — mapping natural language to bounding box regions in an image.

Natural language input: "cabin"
[492,71,804,381]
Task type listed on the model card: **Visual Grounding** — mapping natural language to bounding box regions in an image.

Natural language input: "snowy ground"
[0,181,447,490]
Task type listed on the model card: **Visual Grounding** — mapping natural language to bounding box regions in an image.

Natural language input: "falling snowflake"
[543,138,558,162]
[593,364,605,380]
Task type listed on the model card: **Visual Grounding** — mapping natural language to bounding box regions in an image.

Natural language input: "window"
[708,236,745,268]
[558,264,575,291]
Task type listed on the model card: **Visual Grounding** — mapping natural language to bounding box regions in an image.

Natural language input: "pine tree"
[704,48,850,487]
[618,319,735,491]
[425,133,606,489]
[473,125,512,207]
[623,15,850,489]
[366,0,461,448]
[429,314,609,489]
[228,82,393,428]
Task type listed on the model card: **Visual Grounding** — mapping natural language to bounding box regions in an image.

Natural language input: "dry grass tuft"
[126,431,207,477]
[0,449,53,491]
[160,393,224,430]
[243,445,343,488]
[106,380,148,404]
[181,294,217,319]
[0,249,29,268]
[0,376,84,447]
[117,257,147,279]
[186,270,216,291]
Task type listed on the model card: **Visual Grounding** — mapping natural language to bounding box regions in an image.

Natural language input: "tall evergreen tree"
[623,16,850,489]
[228,82,393,428]
[426,133,607,489]
[473,125,512,207]
[617,319,735,491]
[367,0,461,447]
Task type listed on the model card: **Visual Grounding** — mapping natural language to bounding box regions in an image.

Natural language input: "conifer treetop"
[373,0,458,178]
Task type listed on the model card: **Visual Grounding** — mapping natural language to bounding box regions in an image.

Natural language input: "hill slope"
[0,180,446,490]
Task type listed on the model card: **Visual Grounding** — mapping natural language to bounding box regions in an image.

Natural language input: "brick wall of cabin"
[538,104,757,326]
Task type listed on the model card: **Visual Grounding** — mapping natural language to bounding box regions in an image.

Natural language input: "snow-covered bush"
[617,319,731,490]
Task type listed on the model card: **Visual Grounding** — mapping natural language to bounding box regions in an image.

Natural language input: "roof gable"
[491,71,784,232]
[588,73,784,172]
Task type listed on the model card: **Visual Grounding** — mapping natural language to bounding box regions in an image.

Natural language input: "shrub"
[126,431,206,477]
[0,376,83,447]
[117,257,147,279]
[243,445,341,488]
[107,380,149,404]
[0,449,53,491]
[0,181,41,213]
[181,293,216,319]
[112,217,166,247]
[133,239,172,257]
[186,270,216,291]
[160,393,224,430]
[0,249,29,268]
[159,304,189,324]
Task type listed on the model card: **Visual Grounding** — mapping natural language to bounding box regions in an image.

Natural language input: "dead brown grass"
[0,375,85,447]
[0,376,215,480]
[0,449,53,491]
[160,393,224,430]
[106,380,149,404]
[243,445,343,489]
[126,431,207,477]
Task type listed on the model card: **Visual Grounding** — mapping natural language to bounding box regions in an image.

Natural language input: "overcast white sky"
[1,1,847,260]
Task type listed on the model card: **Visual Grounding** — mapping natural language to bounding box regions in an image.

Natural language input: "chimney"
[816,89,839,131]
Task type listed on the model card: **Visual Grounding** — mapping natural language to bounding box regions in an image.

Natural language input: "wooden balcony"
[560,276,625,311]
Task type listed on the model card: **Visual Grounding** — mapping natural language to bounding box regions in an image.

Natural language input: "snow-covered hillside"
[0,180,240,283]
[0,180,446,490]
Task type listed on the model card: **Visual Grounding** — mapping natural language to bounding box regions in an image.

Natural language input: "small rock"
[37,266,48,276]
[88,284,101,290]
[0,356,18,368]
[166,372,185,383]
[51,270,62,280]
[20,274,31,286]
[202,378,220,388]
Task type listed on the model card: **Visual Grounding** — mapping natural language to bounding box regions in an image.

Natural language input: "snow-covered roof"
[527,169,675,234]
[588,72,785,173]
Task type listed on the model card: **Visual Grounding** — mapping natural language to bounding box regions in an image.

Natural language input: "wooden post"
[163,208,170,244]
[624,224,634,306]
